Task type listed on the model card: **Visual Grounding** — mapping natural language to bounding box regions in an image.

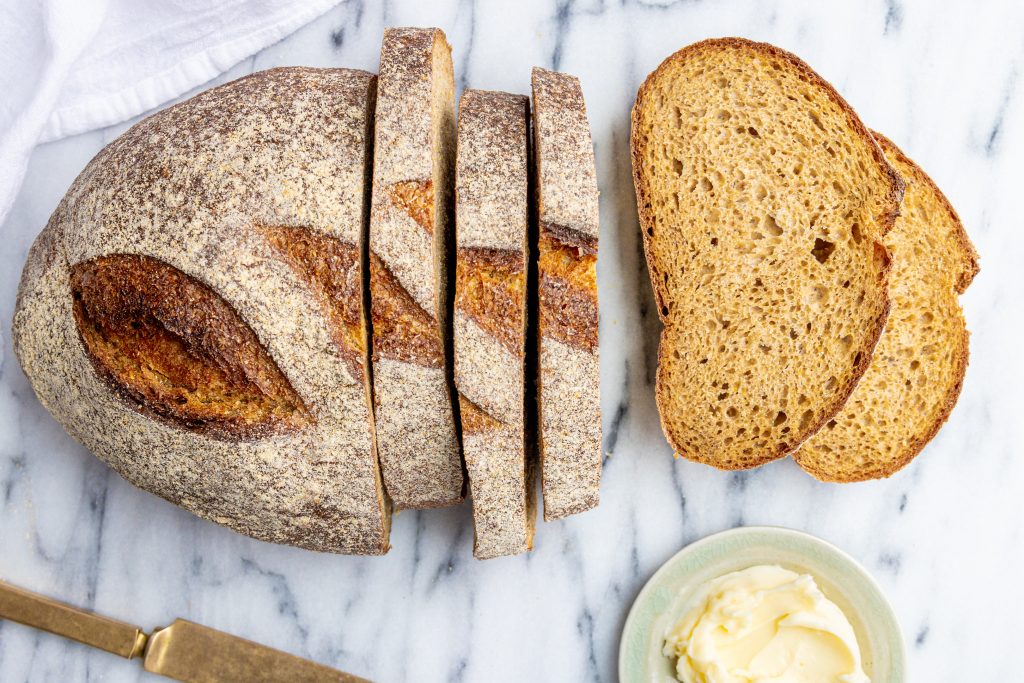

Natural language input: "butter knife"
[0,580,369,682]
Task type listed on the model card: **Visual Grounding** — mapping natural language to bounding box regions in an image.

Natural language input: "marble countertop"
[1,0,1021,680]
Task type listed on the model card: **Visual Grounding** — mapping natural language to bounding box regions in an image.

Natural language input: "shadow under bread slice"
[13,68,390,554]
[794,133,980,481]
[454,89,536,559]
[368,27,463,509]
[532,67,602,520]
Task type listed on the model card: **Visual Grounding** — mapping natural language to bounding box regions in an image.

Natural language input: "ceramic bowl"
[619,526,905,683]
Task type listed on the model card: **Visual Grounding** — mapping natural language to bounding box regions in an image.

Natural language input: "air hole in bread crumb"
[910,360,920,370]
[812,238,836,263]
[842,279,851,288]
[763,215,784,236]
[755,185,768,201]
[700,177,713,192]
[799,409,814,431]
[789,327,798,339]
[854,352,863,366]
[826,419,838,429]
[647,227,654,236]
[806,286,827,306]
[839,335,853,350]
[774,411,787,426]
[711,237,719,246]
[920,311,934,324]
[809,111,826,131]
[672,158,683,175]
[661,305,669,316]
[726,406,738,418]
[716,109,731,120]
[825,376,837,391]
[748,126,759,137]
[851,222,863,243]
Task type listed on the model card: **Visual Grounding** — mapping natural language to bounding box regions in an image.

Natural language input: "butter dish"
[618,526,905,683]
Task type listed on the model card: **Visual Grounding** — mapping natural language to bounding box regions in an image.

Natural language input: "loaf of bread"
[454,89,536,559]
[532,67,602,520]
[795,133,979,481]
[12,68,390,554]
[368,27,463,509]
[632,38,904,470]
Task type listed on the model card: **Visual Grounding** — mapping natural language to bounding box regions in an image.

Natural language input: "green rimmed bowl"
[619,526,905,683]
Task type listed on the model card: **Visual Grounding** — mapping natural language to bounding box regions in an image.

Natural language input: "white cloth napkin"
[0,0,341,225]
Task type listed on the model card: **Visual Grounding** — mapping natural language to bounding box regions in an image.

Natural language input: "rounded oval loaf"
[632,38,905,470]
[12,67,391,554]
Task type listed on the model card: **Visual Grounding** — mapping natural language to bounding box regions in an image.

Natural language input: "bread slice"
[368,28,463,509]
[794,133,979,481]
[632,38,905,470]
[454,89,536,558]
[13,68,390,553]
[532,67,602,520]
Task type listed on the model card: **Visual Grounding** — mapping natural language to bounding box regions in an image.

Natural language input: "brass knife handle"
[0,580,148,659]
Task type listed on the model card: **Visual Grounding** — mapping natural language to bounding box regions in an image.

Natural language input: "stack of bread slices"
[632,38,978,481]
[12,27,602,558]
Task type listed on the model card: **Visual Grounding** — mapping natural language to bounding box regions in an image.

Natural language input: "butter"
[663,565,869,683]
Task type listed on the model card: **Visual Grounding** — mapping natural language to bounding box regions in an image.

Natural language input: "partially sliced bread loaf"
[632,38,905,469]
[795,133,979,481]
[13,68,390,554]
[369,27,463,509]
[532,67,602,520]
[454,89,536,559]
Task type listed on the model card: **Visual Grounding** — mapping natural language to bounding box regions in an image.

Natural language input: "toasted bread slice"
[454,90,537,558]
[369,28,463,508]
[532,67,602,520]
[795,133,979,481]
[632,38,904,469]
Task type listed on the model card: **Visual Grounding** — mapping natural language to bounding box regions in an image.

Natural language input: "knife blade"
[0,580,370,682]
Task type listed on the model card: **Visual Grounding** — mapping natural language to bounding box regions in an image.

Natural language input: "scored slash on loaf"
[12,27,604,557]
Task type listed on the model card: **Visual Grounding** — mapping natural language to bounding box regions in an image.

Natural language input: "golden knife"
[0,580,370,682]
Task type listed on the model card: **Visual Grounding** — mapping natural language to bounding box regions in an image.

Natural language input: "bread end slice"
[795,133,978,481]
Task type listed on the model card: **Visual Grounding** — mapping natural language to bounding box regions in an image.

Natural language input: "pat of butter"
[663,565,869,683]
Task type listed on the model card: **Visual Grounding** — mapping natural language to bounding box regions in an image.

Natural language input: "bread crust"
[454,89,535,559]
[631,37,905,469]
[795,133,978,481]
[12,68,390,553]
[369,27,463,509]
[532,67,602,519]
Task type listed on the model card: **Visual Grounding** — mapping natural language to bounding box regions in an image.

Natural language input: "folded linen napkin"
[0,0,341,225]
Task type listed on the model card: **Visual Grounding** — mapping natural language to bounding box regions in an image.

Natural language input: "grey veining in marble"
[1,0,1022,680]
